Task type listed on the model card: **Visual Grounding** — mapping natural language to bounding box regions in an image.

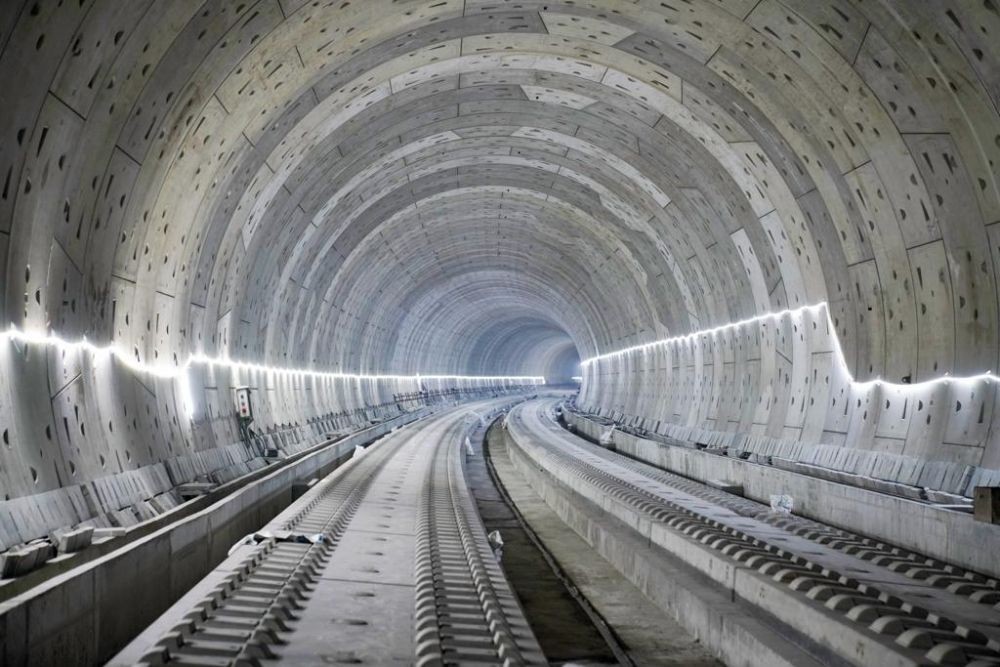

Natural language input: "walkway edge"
[503,423,847,667]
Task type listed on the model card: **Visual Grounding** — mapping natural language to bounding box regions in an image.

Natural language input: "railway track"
[507,399,1000,667]
[112,398,544,666]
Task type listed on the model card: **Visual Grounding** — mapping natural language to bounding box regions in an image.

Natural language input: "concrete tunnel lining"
[0,0,999,600]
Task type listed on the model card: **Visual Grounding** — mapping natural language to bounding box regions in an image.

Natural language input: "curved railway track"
[112,399,544,666]
[508,399,1000,667]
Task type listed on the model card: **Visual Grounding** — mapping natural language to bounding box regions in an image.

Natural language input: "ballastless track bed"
[111,398,545,667]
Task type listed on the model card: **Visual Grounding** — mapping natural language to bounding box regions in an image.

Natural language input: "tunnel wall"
[1,0,999,505]
[579,304,1000,468]
[0,335,535,501]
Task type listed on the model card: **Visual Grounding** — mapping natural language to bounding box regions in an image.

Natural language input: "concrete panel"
[2,0,1000,591]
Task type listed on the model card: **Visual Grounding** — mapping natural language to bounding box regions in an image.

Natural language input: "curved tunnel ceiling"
[2,0,999,384]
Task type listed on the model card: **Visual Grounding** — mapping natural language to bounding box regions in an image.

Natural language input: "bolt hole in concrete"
[467,421,722,666]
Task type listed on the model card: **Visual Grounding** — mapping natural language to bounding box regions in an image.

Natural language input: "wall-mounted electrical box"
[235,386,253,420]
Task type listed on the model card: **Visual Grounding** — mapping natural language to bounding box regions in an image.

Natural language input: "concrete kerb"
[501,427,873,667]
[565,411,1000,581]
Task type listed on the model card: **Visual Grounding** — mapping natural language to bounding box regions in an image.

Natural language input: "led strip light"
[0,328,546,418]
[580,301,995,392]
[4,299,991,421]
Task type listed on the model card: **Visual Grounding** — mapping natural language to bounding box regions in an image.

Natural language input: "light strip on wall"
[185,353,545,383]
[0,328,547,419]
[580,303,828,365]
[580,301,995,393]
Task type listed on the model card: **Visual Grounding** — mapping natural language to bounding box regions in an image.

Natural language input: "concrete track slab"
[112,398,545,666]
[486,425,722,666]
[274,579,414,666]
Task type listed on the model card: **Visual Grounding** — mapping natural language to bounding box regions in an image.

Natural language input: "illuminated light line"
[0,328,545,382]
[185,353,545,383]
[580,301,995,393]
[0,328,547,419]
[580,303,828,366]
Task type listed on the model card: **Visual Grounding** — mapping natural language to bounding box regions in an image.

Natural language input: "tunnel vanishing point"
[3,1,1000,665]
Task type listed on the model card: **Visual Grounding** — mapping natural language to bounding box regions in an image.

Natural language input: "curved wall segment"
[1,1,999,499]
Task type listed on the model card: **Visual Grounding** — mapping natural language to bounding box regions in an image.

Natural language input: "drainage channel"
[464,418,627,666]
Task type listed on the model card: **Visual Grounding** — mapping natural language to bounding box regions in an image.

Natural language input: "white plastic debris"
[228,529,327,556]
[487,530,504,561]
[464,436,475,456]
[228,530,271,556]
[599,426,616,445]
[770,494,794,514]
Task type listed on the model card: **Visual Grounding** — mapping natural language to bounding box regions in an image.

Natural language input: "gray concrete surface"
[567,409,1000,581]
[112,398,543,667]
[488,425,722,666]
[508,399,1000,667]
[0,409,423,666]
[2,2,1000,663]
[3,1,1000,511]
[470,422,624,665]
[502,423,843,667]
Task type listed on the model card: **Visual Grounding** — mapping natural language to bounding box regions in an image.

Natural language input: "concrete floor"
[483,425,722,667]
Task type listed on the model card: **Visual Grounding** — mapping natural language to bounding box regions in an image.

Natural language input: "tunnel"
[2,1,1000,665]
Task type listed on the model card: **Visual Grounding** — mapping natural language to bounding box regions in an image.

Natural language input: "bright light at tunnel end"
[0,327,546,420]
[579,301,997,394]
